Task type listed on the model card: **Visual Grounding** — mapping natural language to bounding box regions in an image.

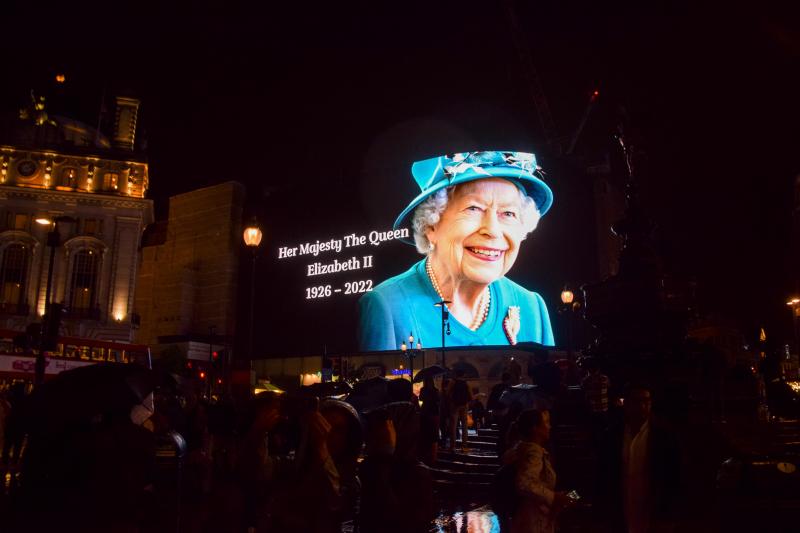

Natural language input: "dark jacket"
[596,418,682,532]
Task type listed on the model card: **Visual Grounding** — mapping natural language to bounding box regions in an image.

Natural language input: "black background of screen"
[253,149,601,356]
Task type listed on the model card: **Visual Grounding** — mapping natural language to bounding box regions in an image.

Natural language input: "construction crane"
[502,0,561,153]
[502,0,600,156]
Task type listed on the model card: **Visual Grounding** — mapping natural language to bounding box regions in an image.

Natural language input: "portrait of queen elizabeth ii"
[358,150,555,352]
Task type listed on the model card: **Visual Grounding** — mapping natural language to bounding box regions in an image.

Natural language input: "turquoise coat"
[358,260,555,352]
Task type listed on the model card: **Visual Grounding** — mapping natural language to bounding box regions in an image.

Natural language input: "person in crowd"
[182,388,212,497]
[439,376,452,449]
[470,389,486,430]
[530,350,561,410]
[19,389,157,532]
[1,382,27,469]
[507,358,524,384]
[502,408,572,533]
[447,369,472,451]
[419,375,441,465]
[582,358,611,447]
[582,359,610,417]
[488,371,514,424]
[0,388,11,466]
[597,383,682,533]
[359,402,434,532]
[499,401,525,456]
[388,377,418,405]
[358,151,556,352]
[317,399,364,525]
[238,392,344,533]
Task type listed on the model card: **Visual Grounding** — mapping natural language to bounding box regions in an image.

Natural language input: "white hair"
[411,184,541,254]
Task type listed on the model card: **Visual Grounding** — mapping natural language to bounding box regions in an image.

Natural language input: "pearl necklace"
[426,258,490,331]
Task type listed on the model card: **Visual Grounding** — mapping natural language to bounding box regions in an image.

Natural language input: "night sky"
[4,1,799,352]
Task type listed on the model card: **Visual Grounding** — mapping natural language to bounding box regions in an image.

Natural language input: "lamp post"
[560,287,577,357]
[400,332,422,382]
[786,297,800,357]
[34,215,75,386]
[243,222,263,376]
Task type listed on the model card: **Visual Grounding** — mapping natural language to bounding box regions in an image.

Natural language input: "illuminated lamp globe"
[243,225,263,247]
[36,217,53,226]
[560,289,575,305]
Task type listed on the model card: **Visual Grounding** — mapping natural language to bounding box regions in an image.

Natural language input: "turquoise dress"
[358,259,555,352]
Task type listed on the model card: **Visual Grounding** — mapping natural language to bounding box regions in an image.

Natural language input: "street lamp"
[786,297,800,357]
[400,332,422,382]
[559,286,580,357]
[243,221,263,369]
[560,288,575,306]
[34,215,76,386]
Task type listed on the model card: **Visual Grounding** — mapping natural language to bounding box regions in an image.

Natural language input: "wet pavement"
[430,505,500,533]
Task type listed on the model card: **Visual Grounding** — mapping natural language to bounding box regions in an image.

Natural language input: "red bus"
[0,328,150,388]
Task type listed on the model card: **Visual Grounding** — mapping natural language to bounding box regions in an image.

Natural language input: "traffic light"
[212,349,226,369]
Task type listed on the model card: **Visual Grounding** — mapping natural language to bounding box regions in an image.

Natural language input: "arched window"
[68,249,99,316]
[0,243,29,314]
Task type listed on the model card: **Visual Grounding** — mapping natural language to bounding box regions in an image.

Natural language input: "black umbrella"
[363,401,420,462]
[25,362,156,436]
[412,364,449,383]
[498,384,550,409]
[303,381,354,398]
[348,376,389,412]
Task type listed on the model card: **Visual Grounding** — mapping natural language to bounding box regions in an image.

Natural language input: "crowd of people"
[0,353,694,533]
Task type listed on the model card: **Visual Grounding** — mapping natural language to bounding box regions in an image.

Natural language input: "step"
[438,449,500,465]
[429,467,494,484]
[446,438,496,450]
[433,478,492,492]
[434,459,499,474]
[463,435,498,445]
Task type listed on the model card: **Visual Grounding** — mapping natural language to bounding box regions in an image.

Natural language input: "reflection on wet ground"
[430,505,500,533]
[341,504,500,533]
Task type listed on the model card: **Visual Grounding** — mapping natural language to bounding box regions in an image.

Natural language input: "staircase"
[429,427,501,496]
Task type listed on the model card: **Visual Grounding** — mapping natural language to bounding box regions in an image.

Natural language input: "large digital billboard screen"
[256,148,590,357]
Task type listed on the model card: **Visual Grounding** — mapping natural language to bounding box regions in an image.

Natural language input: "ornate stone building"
[0,95,153,342]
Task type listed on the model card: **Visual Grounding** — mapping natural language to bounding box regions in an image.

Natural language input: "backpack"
[490,462,520,519]
[451,379,469,406]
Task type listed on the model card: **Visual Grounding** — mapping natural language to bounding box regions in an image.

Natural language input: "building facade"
[0,96,152,342]
[134,181,245,361]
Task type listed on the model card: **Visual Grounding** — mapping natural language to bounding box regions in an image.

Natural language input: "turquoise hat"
[393,151,553,241]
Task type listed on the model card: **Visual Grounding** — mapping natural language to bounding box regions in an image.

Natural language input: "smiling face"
[426,178,527,286]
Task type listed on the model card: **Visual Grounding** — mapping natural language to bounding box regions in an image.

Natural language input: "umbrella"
[348,376,389,412]
[412,364,449,383]
[25,362,156,436]
[303,381,353,398]
[363,401,420,463]
[498,384,551,410]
